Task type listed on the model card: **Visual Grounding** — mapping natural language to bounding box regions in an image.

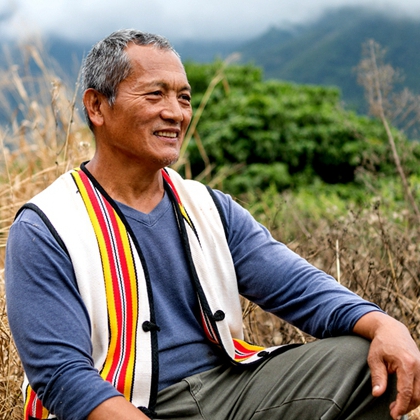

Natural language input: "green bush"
[184,61,420,196]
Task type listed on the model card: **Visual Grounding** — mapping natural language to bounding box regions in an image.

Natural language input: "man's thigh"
[155,336,396,420]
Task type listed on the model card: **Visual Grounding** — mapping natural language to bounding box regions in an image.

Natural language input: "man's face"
[98,44,193,170]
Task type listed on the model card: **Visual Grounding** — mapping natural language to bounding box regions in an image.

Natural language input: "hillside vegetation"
[180,58,420,200]
[0,43,419,419]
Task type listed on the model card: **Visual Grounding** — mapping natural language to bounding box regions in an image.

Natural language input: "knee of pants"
[319,335,371,368]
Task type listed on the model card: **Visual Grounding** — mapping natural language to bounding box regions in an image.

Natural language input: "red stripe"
[103,198,136,392]
[161,169,182,205]
[24,388,35,420]
[34,397,45,418]
[78,172,133,392]
[101,200,126,386]
[25,387,47,419]
[79,173,124,383]
[233,340,258,356]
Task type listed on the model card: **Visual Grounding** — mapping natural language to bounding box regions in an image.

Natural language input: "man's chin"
[158,154,180,169]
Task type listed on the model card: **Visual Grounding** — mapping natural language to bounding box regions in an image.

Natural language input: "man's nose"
[160,96,184,122]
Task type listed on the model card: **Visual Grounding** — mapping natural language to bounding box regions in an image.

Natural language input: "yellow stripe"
[23,385,30,419]
[72,169,138,398]
[233,338,265,352]
[24,385,49,419]
[72,171,120,381]
[42,404,49,418]
[179,204,193,229]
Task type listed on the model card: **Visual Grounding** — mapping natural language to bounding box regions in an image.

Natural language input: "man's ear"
[83,88,107,127]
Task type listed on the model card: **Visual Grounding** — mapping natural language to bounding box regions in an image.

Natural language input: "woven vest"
[20,166,284,419]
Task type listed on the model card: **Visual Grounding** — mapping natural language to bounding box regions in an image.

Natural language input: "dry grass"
[0,44,93,418]
[237,197,420,420]
[0,44,419,420]
[242,191,420,343]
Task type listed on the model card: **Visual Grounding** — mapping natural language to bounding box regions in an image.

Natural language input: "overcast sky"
[1,0,420,44]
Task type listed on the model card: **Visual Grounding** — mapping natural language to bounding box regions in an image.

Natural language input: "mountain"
[238,7,420,113]
[173,39,244,63]
[2,6,420,117]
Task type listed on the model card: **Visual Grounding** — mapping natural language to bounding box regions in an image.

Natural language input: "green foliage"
[240,172,420,246]
[184,61,420,196]
[223,162,291,193]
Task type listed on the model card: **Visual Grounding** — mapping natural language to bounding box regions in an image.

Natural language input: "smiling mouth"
[154,131,178,138]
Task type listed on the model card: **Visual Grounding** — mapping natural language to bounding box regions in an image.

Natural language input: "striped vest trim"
[24,385,49,420]
[72,168,140,399]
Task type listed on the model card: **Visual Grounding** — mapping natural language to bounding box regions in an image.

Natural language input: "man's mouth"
[154,131,178,138]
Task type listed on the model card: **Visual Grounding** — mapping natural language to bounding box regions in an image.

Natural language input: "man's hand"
[353,311,420,419]
[88,396,151,420]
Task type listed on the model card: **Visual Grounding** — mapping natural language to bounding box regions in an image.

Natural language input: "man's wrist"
[352,310,394,340]
[88,396,150,420]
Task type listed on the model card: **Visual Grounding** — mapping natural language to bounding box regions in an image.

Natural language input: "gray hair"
[81,29,179,130]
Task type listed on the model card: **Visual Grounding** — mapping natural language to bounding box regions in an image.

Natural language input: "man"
[5,29,420,420]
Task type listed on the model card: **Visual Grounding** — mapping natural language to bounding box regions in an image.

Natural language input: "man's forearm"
[88,396,150,420]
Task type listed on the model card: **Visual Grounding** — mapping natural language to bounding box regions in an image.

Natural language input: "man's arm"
[214,190,420,418]
[353,311,420,419]
[214,190,384,337]
[88,397,150,420]
[6,210,121,418]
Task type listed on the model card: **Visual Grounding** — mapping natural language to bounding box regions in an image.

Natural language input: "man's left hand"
[353,311,420,420]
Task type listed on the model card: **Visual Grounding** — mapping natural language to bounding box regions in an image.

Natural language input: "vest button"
[213,310,225,321]
[142,321,160,332]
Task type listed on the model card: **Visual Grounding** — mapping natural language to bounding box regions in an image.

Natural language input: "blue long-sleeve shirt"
[5,189,381,420]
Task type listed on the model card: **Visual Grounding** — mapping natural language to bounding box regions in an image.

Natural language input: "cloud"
[2,0,420,44]
[0,0,19,32]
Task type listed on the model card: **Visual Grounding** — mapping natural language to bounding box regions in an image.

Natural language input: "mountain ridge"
[238,7,420,111]
[1,6,420,116]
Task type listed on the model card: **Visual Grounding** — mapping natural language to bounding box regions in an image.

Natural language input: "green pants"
[155,336,399,419]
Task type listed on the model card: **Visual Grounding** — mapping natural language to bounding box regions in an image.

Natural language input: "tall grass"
[0,44,93,419]
[0,43,419,419]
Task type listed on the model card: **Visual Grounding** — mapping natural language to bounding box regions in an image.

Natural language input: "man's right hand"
[88,396,151,420]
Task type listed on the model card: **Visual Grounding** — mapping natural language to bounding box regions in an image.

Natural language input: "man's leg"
[155,336,397,419]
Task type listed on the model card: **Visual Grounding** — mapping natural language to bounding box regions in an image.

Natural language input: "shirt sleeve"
[5,209,121,420]
[212,190,383,338]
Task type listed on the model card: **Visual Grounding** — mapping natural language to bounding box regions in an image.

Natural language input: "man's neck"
[84,159,165,214]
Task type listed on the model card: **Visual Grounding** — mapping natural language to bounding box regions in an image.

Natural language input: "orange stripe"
[24,386,49,419]
[233,338,265,361]
[72,169,138,400]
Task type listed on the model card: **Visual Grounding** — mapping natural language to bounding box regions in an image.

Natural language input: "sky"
[1,0,420,44]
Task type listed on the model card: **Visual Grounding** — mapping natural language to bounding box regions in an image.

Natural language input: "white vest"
[22,167,282,418]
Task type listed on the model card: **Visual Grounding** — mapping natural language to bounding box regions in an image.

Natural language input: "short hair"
[81,29,179,130]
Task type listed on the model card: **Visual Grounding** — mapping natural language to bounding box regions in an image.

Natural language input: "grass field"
[0,45,419,419]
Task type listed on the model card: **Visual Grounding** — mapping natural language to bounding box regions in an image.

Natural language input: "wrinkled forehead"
[122,44,189,89]
[125,43,186,74]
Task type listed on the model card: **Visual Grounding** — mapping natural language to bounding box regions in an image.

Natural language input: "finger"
[368,353,389,397]
[412,372,420,409]
[395,365,420,416]
[390,370,414,419]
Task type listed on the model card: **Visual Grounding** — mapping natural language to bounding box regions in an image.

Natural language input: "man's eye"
[180,94,191,102]
[149,91,162,96]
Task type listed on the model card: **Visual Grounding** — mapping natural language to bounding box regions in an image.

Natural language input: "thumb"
[369,354,389,397]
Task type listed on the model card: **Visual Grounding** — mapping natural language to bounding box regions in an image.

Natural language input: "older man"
[6,29,420,420]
